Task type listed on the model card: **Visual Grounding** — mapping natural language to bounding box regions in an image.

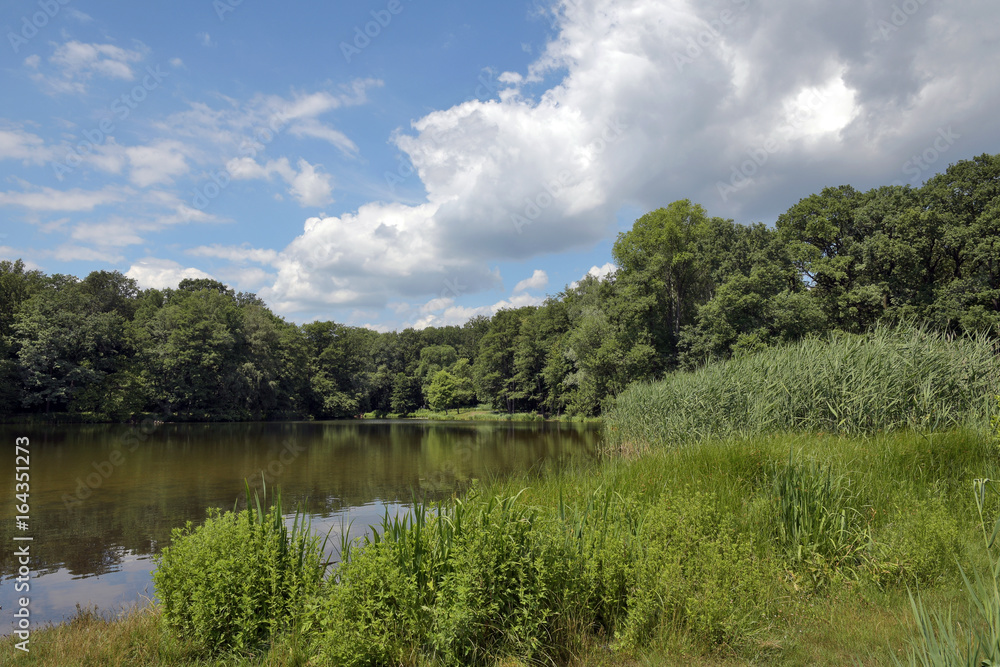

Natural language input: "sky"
[1,0,998,331]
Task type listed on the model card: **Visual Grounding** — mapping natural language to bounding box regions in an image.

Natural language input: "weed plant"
[152,478,328,654]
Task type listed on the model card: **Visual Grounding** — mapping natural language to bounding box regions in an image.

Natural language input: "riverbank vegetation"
[3,154,1000,422]
[5,325,1000,664]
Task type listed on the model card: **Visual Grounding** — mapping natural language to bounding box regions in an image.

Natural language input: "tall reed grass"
[605,324,1000,454]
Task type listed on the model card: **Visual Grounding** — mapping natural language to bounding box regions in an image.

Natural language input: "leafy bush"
[308,491,592,665]
[874,496,961,586]
[305,537,422,667]
[152,483,326,654]
[897,478,1000,666]
[616,491,776,649]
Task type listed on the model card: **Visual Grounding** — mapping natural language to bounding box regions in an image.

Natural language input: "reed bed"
[604,324,1000,454]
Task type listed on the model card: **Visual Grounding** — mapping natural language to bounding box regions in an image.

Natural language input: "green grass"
[604,324,1000,454]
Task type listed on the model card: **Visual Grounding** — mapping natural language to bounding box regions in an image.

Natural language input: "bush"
[616,491,776,649]
[305,537,422,667]
[152,484,326,654]
[874,496,962,586]
[307,491,591,665]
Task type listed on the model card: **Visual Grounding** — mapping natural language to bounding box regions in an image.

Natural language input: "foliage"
[897,478,1000,666]
[616,491,776,649]
[152,481,327,654]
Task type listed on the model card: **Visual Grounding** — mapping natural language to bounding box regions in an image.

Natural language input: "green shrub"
[897,478,1000,666]
[305,537,422,667]
[874,496,961,586]
[428,495,582,663]
[616,491,776,649]
[152,484,326,654]
[308,491,592,665]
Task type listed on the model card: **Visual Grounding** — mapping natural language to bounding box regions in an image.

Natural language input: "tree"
[473,308,532,412]
[613,200,731,357]
[427,370,457,413]
[390,373,423,414]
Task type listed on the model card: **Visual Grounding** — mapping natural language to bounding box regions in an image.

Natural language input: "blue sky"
[2,0,999,329]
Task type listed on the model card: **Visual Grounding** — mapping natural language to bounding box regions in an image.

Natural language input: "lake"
[0,419,600,634]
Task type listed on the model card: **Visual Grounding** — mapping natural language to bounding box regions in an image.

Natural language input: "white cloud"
[266,0,1000,320]
[50,244,123,263]
[70,221,145,247]
[513,269,548,293]
[169,57,184,68]
[410,293,545,329]
[32,41,146,93]
[186,244,279,265]
[64,8,93,22]
[0,183,126,211]
[569,263,617,289]
[225,156,333,207]
[197,32,214,47]
[288,118,359,155]
[125,258,213,290]
[0,127,55,165]
[126,141,189,187]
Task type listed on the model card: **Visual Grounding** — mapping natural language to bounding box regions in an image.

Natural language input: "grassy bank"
[5,428,998,665]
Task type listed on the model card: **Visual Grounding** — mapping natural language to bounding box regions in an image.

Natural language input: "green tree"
[390,372,423,414]
[427,370,457,413]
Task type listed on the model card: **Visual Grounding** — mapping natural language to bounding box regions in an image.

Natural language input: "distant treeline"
[1,153,998,421]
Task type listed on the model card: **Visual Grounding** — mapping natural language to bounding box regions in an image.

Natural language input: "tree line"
[1,153,998,421]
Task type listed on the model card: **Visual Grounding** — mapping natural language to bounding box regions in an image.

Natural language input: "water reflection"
[0,420,599,632]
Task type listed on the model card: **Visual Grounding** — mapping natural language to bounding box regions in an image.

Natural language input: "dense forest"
[1,152,998,422]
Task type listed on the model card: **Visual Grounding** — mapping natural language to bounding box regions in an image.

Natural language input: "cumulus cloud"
[125,258,214,289]
[410,292,546,329]
[569,263,617,288]
[263,0,1000,320]
[513,269,548,293]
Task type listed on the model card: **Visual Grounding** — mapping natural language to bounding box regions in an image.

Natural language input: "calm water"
[0,420,600,633]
